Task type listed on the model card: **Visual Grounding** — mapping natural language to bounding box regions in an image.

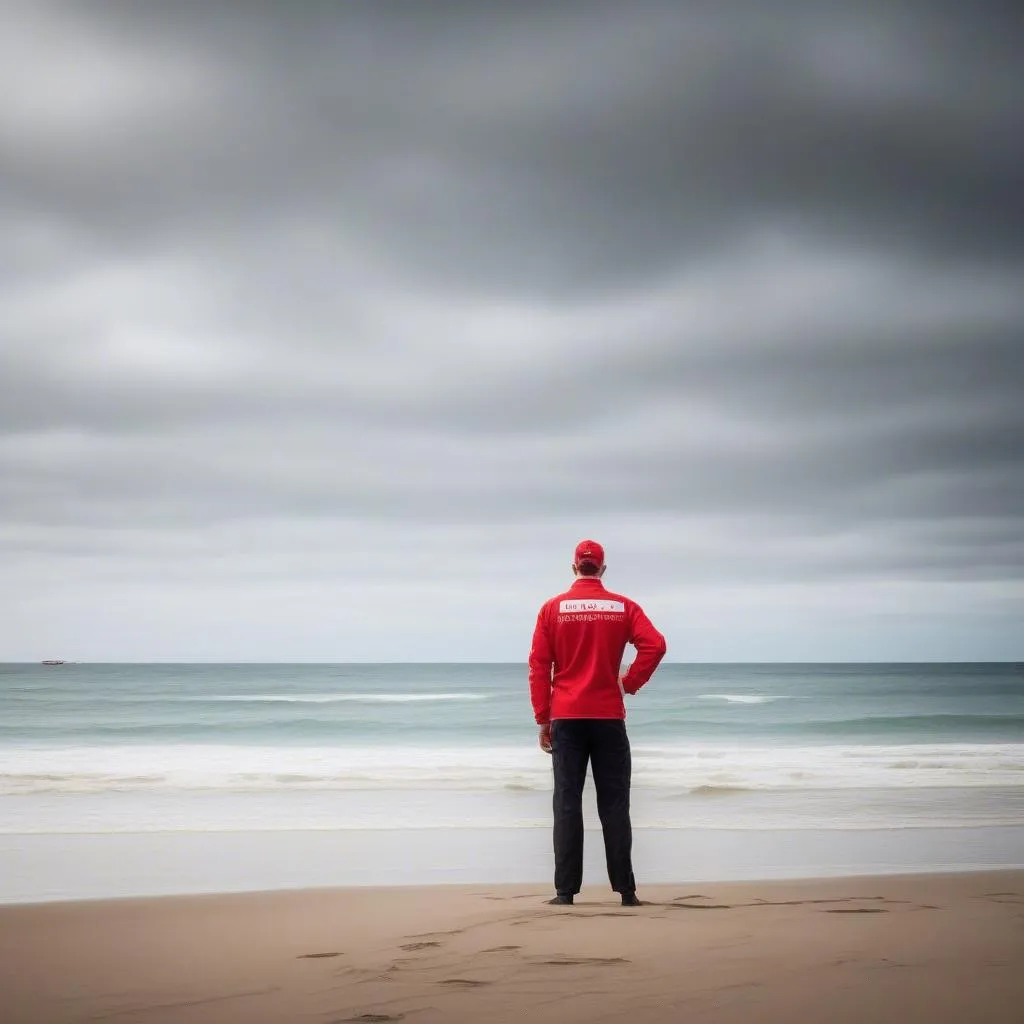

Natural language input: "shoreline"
[3,870,1022,1023]
[4,823,1022,904]
[3,863,1021,910]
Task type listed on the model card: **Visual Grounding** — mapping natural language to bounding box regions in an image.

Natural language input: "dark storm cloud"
[1,1,1023,658]
[4,1,1023,288]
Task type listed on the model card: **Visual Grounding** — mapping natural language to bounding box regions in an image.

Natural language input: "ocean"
[2,662,1023,901]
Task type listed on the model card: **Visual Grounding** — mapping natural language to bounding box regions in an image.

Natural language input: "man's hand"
[539,724,552,753]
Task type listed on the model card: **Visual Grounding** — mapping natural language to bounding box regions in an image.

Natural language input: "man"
[528,539,667,907]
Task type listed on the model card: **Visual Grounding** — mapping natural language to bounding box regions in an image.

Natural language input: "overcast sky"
[2,1,1022,662]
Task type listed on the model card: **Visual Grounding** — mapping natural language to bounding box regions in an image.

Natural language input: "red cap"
[574,539,605,568]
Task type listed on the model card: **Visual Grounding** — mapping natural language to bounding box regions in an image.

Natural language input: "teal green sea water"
[1,662,1022,835]
[4,662,1023,745]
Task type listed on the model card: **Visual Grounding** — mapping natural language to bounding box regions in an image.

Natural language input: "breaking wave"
[3,742,1023,796]
[697,694,797,704]
[181,693,490,704]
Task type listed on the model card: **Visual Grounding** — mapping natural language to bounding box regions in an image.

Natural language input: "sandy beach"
[2,871,1022,1023]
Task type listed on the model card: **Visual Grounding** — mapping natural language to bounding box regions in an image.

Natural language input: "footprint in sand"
[826,908,888,914]
[333,1016,405,1023]
[669,902,734,910]
[399,941,442,951]
[534,956,630,966]
[298,951,343,959]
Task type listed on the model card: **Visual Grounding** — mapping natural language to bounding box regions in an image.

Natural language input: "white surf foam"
[697,694,796,704]
[2,743,1024,796]
[181,693,490,704]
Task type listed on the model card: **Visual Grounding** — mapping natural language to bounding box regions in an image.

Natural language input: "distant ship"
[41,659,65,666]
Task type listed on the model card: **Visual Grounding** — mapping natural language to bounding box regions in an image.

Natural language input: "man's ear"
[571,564,579,577]
[598,565,607,577]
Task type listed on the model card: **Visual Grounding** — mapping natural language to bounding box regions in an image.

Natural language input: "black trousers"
[550,718,635,896]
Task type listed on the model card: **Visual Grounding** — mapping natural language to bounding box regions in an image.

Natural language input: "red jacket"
[529,577,667,724]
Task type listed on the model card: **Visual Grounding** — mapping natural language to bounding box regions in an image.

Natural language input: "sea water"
[2,662,1022,900]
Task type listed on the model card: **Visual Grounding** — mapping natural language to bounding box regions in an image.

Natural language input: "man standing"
[529,540,667,907]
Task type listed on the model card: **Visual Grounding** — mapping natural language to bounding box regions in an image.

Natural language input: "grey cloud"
[4,3,1023,289]
[1,1,1022,658]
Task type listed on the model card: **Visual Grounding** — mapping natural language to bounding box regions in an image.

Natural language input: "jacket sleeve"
[621,603,667,695]
[528,604,555,725]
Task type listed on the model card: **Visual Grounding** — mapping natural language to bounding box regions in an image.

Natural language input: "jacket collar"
[570,577,606,591]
